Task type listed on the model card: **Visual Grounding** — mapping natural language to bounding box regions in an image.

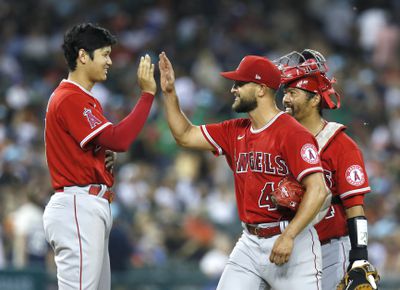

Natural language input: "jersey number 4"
[258,182,278,211]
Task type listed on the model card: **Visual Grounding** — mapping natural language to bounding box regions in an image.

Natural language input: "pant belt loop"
[279,220,288,232]
[96,184,107,198]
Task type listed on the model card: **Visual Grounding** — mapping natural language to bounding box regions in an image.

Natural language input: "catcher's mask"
[274,49,341,109]
[274,49,328,80]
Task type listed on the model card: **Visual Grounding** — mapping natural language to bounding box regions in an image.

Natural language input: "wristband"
[347,216,368,262]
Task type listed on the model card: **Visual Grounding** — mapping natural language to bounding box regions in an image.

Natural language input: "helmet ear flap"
[321,88,341,109]
[314,73,341,109]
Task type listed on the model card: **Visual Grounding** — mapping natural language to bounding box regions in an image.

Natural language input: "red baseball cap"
[220,55,281,90]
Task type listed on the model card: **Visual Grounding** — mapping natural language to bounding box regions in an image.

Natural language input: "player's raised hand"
[138,54,156,95]
[158,51,176,94]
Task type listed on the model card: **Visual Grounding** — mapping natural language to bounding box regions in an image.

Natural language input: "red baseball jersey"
[314,122,370,243]
[45,80,114,189]
[201,112,324,224]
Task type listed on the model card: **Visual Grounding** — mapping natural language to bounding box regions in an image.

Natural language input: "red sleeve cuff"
[200,125,223,156]
[141,92,155,101]
[342,194,365,208]
[296,167,324,182]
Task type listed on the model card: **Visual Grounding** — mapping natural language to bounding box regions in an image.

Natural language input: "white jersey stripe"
[80,122,112,148]
[250,111,285,134]
[297,166,323,182]
[62,79,96,97]
[201,125,223,155]
[340,187,371,199]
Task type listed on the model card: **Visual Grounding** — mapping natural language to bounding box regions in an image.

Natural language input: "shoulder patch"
[300,143,319,164]
[83,108,102,129]
[345,165,365,186]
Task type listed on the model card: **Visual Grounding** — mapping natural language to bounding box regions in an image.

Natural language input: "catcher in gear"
[274,49,380,290]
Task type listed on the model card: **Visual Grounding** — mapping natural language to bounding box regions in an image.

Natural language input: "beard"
[232,96,258,113]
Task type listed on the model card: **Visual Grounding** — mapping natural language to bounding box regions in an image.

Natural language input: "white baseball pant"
[321,236,351,290]
[43,186,113,290]
[217,224,322,290]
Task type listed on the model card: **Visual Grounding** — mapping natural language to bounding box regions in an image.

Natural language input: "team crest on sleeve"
[300,143,319,164]
[83,108,102,129]
[345,165,365,186]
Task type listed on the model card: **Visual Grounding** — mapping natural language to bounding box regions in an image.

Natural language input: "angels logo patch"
[300,143,319,164]
[345,165,365,186]
[83,108,102,129]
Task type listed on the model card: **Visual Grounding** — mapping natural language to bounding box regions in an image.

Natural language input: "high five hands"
[137,52,176,96]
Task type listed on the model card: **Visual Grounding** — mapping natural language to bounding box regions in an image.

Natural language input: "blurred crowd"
[0,0,399,282]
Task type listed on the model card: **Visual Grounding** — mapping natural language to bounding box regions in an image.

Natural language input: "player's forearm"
[163,90,195,147]
[345,205,365,219]
[283,177,328,238]
[94,92,154,151]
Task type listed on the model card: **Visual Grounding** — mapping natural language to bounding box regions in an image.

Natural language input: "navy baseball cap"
[220,55,281,90]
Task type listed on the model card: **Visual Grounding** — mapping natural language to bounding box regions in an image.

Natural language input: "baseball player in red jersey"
[159,51,329,290]
[276,49,377,289]
[43,23,156,290]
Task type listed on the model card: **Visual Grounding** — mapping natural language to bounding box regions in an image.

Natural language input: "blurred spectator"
[0,225,5,269]
[109,213,133,272]
[7,190,48,268]
[200,232,232,290]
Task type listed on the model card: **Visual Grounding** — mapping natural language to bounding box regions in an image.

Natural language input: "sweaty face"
[87,46,112,82]
[282,88,315,121]
[231,81,258,113]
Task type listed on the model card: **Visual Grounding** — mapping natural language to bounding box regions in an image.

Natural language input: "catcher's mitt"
[270,175,305,211]
[336,260,380,290]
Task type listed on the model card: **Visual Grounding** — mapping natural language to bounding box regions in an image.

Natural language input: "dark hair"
[304,91,323,116]
[62,23,117,71]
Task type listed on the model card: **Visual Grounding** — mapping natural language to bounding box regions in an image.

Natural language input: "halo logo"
[83,108,102,129]
[345,165,365,186]
[300,143,319,164]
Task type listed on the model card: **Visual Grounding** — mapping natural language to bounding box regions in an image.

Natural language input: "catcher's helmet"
[274,49,341,109]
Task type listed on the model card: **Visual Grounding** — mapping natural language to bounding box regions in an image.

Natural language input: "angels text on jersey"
[236,151,289,175]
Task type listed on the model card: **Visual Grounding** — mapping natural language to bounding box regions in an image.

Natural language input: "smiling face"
[85,46,112,83]
[231,81,259,113]
[282,87,318,121]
